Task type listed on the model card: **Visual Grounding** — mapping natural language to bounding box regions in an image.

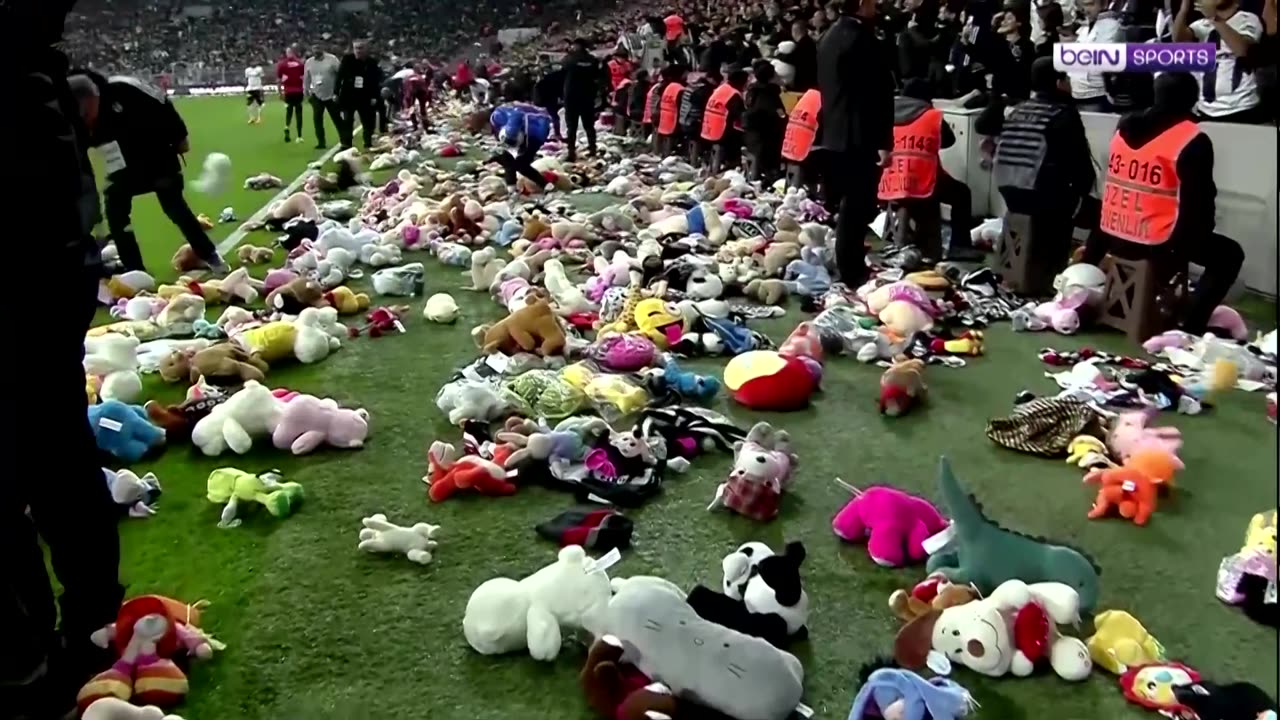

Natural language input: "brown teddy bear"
[476,297,565,356]
[758,243,800,277]
[522,214,551,241]
[171,245,205,273]
[159,344,269,385]
[266,277,324,315]
[887,576,980,624]
[237,245,275,265]
[581,636,689,720]
[743,278,788,305]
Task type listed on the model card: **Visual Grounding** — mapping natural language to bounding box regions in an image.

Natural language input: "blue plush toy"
[659,359,721,403]
[783,246,833,297]
[192,318,226,339]
[88,400,166,463]
[849,667,974,720]
[495,219,522,247]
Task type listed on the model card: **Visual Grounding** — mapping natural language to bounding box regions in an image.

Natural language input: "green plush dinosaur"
[927,457,1101,613]
[207,468,304,528]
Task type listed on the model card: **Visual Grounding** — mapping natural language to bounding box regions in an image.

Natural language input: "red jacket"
[276,57,304,94]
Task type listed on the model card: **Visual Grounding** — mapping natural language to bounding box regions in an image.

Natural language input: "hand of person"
[878,149,891,167]
[1195,0,1217,17]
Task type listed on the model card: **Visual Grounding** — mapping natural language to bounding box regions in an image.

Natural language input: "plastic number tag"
[100,142,127,174]
[1122,480,1137,492]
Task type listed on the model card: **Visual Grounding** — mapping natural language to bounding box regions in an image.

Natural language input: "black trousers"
[934,170,973,250]
[564,104,597,159]
[1,262,122,709]
[540,104,563,138]
[311,96,343,146]
[823,151,884,286]
[341,101,376,148]
[1081,227,1244,334]
[104,172,217,272]
[376,97,390,133]
[284,92,304,135]
[493,145,547,187]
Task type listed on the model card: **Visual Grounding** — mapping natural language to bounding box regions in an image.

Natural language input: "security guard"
[1081,72,1244,335]
[781,86,821,179]
[700,68,750,169]
[655,65,688,153]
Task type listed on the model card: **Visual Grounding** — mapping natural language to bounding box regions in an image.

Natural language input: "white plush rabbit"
[358,513,440,565]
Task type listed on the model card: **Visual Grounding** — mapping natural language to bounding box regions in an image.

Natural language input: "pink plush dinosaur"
[271,394,370,454]
[832,485,950,567]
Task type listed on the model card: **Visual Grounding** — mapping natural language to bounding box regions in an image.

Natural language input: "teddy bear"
[743,278,789,305]
[423,293,460,323]
[467,246,508,290]
[158,343,269,386]
[271,394,369,454]
[462,544,613,661]
[294,307,344,362]
[888,574,982,623]
[759,242,800,277]
[190,380,283,456]
[372,263,425,297]
[477,297,566,356]
[236,245,274,265]
[708,422,798,521]
[154,293,206,328]
[435,378,510,425]
[84,334,143,404]
[358,242,402,268]
[89,401,166,462]
[358,513,440,565]
[266,276,325,315]
[894,579,1092,681]
[543,258,596,315]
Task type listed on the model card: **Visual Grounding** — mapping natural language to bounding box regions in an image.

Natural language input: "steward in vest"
[657,69,688,138]
[781,87,821,164]
[743,60,789,184]
[613,77,634,133]
[607,49,634,91]
[1080,72,1242,336]
[877,79,977,258]
[700,68,750,167]
[644,64,682,130]
[988,58,1097,218]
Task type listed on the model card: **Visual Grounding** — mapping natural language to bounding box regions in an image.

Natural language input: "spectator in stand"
[305,45,343,149]
[743,59,789,183]
[562,38,606,161]
[898,0,955,97]
[789,17,820,90]
[818,0,895,286]
[277,46,306,144]
[336,39,383,149]
[1173,0,1267,122]
[1066,0,1120,112]
[1250,0,1277,122]
[990,3,1036,100]
[1034,1,1066,56]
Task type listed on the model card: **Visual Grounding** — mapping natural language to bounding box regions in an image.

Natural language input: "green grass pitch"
[90,95,1277,719]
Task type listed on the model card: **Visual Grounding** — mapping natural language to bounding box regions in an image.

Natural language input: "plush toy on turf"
[357,513,440,565]
[76,595,223,712]
[271,394,370,454]
[894,579,1092,681]
[687,541,810,647]
[832,483,950,567]
[89,401,166,463]
[424,441,517,501]
[462,545,613,661]
[350,305,409,338]
[1083,447,1182,525]
[927,457,1102,612]
[206,467,303,528]
[849,663,975,720]
[879,356,927,416]
[103,468,162,518]
[82,697,186,720]
[190,380,282,456]
[888,574,981,623]
[1087,610,1167,674]
[707,421,797,521]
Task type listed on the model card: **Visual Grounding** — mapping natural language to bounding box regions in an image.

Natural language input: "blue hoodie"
[489,103,553,149]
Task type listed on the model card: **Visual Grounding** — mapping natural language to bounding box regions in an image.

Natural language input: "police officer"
[67,70,229,275]
[1081,72,1244,335]
[877,79,978,259]
[7,4,124,716]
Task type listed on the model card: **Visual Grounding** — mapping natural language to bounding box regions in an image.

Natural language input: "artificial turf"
[91,95,1278,720]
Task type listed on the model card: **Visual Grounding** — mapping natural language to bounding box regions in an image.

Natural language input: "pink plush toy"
[262,269,300,295]
[832,484,950,567]
[1107,410,1182,463]
[720,198,754,219]
[1015,290,1088,335]
[1208,305,1249,341]
[271,394,370,455]
[402,224,422,248]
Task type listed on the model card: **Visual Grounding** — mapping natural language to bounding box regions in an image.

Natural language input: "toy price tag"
[921,524,955,556]
[586,547,621,575]
[1122,481,1137,492]
[485,353,511,373]
[585,492,611,505]
[794,702,815,718]
[98,417,123,432]
[926,649,953,676]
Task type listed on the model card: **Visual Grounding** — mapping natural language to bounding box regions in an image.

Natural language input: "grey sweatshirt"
[304,53,340,100]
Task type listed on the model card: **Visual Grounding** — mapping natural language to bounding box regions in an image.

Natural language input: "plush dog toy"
[462,545,613,661]
[357,513,440,565]
[833,484,950,567]
[880,356,927,416]
[477,297,566,356]
[707,422,797,521]
[894,579,1093,681]
[423,441,516,501]
[206,467,303,527]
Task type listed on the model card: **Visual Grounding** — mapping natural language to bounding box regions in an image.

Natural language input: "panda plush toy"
[686,540,810,648]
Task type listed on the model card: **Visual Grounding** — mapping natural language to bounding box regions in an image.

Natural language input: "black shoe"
[315,143,327,150]
[284,129,291,143]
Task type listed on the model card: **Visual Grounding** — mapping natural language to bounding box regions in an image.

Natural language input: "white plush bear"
[295,307,343,363]
[155,292,206,328]
[84,334,143,403]
[360,242,402,268]
[191,380,282,456]
[423,293,460,323]
[463,545,614,660]
[467,247,507,291]
[372,263,425,296]
[358,513,440,564]
[542,258,596,315]
[82,697,185,720]
[435,379,509,425]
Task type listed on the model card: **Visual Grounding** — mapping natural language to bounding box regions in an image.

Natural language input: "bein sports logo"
[1054,42,1216,73]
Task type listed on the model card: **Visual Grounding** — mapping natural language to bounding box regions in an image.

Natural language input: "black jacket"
[816,16,894,157]
[534,67,565,108]
[1114,109,1216,247]
[897,21,952,94]
[789,35,819,92]
[627,78,652,120]
[743,83,787,153]
[562,48,604,108]
[91,73,189,183]
[337,54,382,105]
[985,92,1096,211]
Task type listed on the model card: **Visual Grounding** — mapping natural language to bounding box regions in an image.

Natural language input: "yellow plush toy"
[1087,610,1166,674]
[630,297,683,348]
[237,322,298,363]
[324,286,370,315]
[1243,509,1278,556]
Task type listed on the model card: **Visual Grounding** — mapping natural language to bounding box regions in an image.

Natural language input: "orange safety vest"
[657,82,685,136]
[700,84,742,142]
[781,89,821,163]
[878,108,944,201]
[643,83,661,125]
[613,78,632,108]
[608,58,632,90]
[1098,119,1200,246]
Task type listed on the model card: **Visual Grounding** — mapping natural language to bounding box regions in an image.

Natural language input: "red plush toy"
[350,306,408,338]
[735,355,816,411]
[424,441,518,501]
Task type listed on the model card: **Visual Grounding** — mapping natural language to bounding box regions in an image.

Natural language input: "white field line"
[216,124,362,256]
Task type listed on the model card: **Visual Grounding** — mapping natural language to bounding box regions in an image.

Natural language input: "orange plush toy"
[1083,448,1183,526]
[424,441,518,502]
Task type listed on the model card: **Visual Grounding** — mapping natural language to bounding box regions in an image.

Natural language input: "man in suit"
[817,0,895,286]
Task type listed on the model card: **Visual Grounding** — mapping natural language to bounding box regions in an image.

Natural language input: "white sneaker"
[296,137,305,144]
